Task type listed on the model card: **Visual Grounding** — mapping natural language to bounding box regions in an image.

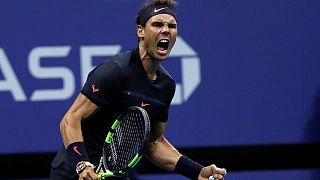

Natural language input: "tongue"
[158,47,166,51]
[157,47,167,55]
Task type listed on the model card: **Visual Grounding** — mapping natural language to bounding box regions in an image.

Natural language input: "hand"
[79,166,99,180]
[198,164,227,180]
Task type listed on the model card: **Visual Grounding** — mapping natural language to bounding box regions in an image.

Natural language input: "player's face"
[142,14,178,60]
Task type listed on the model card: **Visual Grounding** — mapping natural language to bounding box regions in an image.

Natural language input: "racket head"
[101,106,150,176]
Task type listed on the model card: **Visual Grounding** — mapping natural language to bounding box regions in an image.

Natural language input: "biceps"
[64,93,98,121]
[60,93,98,147]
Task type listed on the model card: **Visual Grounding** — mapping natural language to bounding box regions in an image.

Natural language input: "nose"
[161,25,169,35]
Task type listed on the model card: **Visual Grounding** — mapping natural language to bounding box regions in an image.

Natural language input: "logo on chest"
[141,101,151,108]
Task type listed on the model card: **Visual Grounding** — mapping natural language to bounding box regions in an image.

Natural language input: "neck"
[139,44,160,81]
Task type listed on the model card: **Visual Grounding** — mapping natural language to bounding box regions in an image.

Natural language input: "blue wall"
[1,0,320,179]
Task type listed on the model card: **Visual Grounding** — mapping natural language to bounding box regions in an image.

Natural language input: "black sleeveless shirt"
[80,47,176,164]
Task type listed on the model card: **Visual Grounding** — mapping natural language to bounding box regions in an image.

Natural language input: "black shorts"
[50,146,77,180]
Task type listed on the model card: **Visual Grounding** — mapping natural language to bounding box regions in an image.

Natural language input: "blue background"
[1,0,320,179]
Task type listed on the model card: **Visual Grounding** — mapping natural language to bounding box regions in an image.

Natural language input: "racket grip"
[95,157,103,174]
[209,175,214,180]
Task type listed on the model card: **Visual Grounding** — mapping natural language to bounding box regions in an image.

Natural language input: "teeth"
[157,39,169,51]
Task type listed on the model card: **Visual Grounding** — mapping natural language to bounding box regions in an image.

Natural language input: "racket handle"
[209,175,214,180]
[95,157,103,174]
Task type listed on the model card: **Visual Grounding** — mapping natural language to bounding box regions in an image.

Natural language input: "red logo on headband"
[154,7,168,13]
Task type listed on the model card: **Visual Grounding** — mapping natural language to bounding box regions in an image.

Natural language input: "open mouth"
[157,39,169,52]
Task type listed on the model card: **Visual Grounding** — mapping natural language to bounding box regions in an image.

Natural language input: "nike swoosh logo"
[154,7,168,13]
[141,101,151,107]
[73,146,82,156]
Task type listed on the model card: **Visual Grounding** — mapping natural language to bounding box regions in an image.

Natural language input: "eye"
[168,23,177,29]
[152,22,163,27]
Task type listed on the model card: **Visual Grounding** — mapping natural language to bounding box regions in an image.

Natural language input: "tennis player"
[50,0,227,179]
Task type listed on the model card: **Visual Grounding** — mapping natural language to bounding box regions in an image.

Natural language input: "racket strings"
[104,110,146,172]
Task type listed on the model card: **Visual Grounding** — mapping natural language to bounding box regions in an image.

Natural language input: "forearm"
[60,113,84,148]
[145,135,182,171]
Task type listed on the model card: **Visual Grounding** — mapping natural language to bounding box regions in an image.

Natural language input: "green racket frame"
[96,106,150,179]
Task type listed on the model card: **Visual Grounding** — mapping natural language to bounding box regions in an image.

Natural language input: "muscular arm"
[145,121,227,180]
[144,121,182,171]
[59,93,101,179]
[60,93,98,148]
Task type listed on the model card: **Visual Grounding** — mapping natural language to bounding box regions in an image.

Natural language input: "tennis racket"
[95,106,150,179]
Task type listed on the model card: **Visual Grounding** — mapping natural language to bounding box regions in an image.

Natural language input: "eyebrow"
[151,19,177,24]
[150,15,177,23]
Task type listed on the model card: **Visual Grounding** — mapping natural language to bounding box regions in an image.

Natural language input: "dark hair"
[135,0,178,26]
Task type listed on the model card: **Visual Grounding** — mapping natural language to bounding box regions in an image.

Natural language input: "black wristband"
[174,155,203,180]
[66,142,90,171]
